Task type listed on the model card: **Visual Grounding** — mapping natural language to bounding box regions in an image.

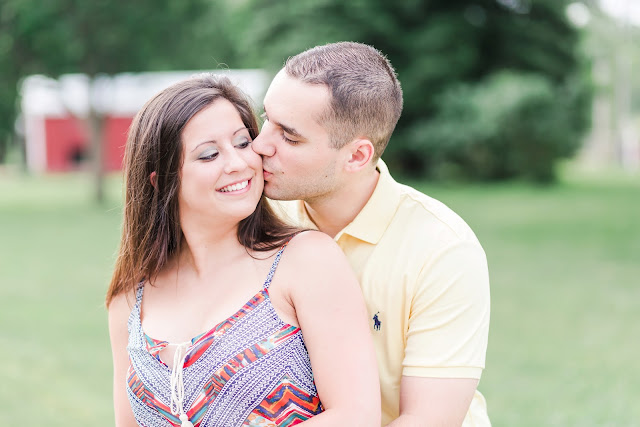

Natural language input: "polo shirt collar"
[335,159,401,244]
[293,159,400,244]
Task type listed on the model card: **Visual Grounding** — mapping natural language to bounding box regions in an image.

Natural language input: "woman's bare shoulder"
[286,230,339,251]
[108,287,138,321]
[280,231,355,284]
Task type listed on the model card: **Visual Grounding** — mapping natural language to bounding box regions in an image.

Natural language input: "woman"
[106,74,380,426]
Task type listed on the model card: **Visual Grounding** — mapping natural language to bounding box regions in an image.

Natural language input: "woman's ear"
[149,171,158,190]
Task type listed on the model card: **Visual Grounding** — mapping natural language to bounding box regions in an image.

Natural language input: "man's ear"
[149,171,158,190]
[344,138,375,172]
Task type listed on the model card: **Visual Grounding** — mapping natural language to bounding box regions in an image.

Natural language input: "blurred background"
[0,0,638,425]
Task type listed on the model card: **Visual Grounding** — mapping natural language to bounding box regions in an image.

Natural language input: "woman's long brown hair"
[106,74,298,307]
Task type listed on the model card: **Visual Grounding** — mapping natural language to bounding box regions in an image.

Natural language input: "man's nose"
[252,124,276,157]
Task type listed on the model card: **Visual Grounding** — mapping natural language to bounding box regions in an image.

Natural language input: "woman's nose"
[224,149,247,174]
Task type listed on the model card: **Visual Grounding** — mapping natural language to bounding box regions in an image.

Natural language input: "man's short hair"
[284,42,403,161]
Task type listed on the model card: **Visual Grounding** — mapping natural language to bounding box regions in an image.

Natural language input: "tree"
[233,0,592,181]
[0,0,237,200]
[580,1,640,171]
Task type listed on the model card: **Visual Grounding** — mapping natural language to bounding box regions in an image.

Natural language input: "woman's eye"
[198,150,218,161]
[236,139,252,149]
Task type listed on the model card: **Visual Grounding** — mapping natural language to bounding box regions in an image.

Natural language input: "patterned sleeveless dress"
[126,244,324,426]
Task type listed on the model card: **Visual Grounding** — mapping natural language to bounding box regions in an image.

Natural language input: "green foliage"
[1,0,217,76]
[0,87,16,163]
[413,71,589,182]
[1,0,595,182]
[234,0,593,181]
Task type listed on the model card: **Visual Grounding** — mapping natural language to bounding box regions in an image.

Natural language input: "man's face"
[252,70,345,202]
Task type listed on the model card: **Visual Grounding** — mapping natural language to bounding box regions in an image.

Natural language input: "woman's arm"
[283,231,381,426]
[108,293,139,427]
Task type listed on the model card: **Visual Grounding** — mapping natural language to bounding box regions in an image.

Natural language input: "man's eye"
[281,132,298,145]
[260,112,268,122]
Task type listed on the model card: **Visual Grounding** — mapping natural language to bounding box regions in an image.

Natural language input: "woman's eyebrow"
[190,127,248,152]
[190,140,217,152]
[233,126,248,135]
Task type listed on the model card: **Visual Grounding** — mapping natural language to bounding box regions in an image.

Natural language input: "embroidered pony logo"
[373,312,381,331]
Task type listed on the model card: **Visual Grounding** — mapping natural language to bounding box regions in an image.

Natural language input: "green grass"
[0,172,123,425]
[1,168,639,426]
[411,170,640,427]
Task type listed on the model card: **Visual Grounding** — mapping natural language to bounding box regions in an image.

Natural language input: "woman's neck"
[177,221,246,280]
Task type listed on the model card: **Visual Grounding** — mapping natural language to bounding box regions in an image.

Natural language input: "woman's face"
[178,99,263,229]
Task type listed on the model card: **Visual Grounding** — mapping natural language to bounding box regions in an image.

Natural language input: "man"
[252,42,491,426]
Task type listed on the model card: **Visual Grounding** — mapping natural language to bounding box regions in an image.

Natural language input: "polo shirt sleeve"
[403,239,490,379]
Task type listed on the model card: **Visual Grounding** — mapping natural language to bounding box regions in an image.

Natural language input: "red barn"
[21,71,268,173]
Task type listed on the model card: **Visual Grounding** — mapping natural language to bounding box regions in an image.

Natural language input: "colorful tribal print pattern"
[126,245,324,426]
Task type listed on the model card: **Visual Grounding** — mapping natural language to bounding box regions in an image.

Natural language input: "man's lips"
[263,170,273,180]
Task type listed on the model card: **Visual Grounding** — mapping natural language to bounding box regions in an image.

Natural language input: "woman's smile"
[217,178,252,193]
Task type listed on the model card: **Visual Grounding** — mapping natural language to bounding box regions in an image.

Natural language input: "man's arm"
[387,377,478,427]
[396,238,490,426]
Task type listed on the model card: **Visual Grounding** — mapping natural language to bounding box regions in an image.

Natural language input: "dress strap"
[262,240,291,290]
[135,281,145,305]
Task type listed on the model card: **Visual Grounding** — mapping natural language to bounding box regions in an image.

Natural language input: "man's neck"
[304,169,380,238]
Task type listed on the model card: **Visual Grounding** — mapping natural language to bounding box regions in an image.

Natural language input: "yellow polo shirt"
[272,160,491,426]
